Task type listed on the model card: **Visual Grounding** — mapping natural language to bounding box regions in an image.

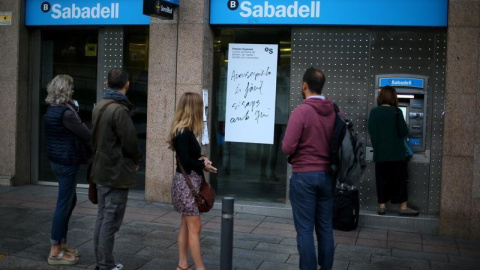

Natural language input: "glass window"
[38,29,98,184]
[211,29,291,203]
[123,27,149,190]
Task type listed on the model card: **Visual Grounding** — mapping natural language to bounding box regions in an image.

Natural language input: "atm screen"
[398,106,408,124]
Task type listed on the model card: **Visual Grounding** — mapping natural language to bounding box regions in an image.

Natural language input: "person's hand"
[203,157,212,166]
[134,164,140,171]
[204,163,217,174]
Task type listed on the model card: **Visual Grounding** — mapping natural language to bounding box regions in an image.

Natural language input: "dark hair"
[302,67,326,94]
[107,68,129,90]
[377,86,398,107]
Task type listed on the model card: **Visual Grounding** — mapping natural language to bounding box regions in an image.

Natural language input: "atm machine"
[367,74,430,162]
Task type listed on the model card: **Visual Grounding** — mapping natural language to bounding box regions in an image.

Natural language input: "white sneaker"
[111,264,123,270]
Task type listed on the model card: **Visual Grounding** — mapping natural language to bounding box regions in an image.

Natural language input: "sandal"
[177,265,192,270]
[62,243,80,257]
[48,250,79,265]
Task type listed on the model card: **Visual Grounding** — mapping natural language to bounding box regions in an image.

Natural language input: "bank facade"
[1,0,479,239]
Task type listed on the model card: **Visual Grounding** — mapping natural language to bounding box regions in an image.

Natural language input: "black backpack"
[330,104,365,231]
[329,104,366,185]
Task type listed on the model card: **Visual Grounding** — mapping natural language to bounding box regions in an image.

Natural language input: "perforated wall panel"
[290,28,447,215]
[97,28,124,101]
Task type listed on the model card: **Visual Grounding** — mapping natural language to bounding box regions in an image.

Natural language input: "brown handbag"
[176,155,216,212]
[87,101,117,204]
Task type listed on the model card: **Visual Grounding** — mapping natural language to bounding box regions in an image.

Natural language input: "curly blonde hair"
[45,75,74,104]
[167,92,204,150]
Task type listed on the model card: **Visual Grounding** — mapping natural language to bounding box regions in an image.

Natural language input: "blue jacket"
[44,106,80,165]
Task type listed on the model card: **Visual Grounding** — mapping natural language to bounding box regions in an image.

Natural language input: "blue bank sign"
[210,0,448,27]
[379,78,424,89]
[26,0,150,26]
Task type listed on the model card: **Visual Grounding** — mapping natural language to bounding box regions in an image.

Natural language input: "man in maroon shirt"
[282,67,336,270]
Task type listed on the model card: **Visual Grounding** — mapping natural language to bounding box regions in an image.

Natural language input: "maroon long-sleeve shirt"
[282,97,336,173]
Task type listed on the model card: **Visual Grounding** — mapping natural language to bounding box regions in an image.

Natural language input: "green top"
[368,106,408,162]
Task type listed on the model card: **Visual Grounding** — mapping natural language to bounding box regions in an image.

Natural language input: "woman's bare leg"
[185,215,205,270]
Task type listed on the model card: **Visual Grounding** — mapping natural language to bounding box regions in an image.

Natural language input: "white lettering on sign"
[51,3,119,19]
[390,80,412,86]
[239,1,320,18]
[160,5,173,14]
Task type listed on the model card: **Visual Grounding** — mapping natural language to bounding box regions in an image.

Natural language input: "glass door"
[38,29,98,184]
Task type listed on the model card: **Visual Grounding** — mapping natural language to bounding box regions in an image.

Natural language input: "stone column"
[440,1,480,239]
[146,1,213,203]
[0,1,30,186]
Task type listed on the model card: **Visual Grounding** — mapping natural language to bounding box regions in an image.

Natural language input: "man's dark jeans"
[290,171,334,270]
[94,186,128,270]
[50,162,78,245]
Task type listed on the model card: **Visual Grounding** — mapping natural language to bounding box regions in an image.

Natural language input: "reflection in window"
[124,27,149,190]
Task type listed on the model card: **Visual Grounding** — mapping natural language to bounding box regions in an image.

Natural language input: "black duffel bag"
[333,187,359,231]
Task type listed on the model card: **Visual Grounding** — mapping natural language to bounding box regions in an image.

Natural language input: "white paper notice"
[225,43,278,144]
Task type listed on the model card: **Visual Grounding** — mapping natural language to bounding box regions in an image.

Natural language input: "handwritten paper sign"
[225,43,278,144]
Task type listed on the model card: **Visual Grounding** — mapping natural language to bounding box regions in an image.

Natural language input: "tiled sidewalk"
[0,185,479,270]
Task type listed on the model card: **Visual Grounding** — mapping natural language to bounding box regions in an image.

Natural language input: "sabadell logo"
[228,0,321,18]
[40,2,120,19]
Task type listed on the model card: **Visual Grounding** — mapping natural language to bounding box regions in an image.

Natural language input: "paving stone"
[422,234,457,246]
[279,237,297,246]
[0,255,54,270]
[356,238,387,248]
[430,260,479,270]
[335,244,391,256]
[112,241,146,255]
[458,246,480,258]
[423,244,460,255]
[448,255,480,267]
[263,216,294,225]
[258,221,296,231]
[388,231,422,244]
[359,228,388,240]
[348,261,409,270]
[456,238,480,249]
[334,251,371,263]
[203,253,262,270]
[233,247,290,263]
[135,246,179,260]
[258,261,298,270]
[253,242,298,255]
[371,254,430,269]
[233,232,284,244]
[115,234,176,249]
[144,230,179,241]
[201,236,258,250]
[251,227,296,238]
[334,236,357,245]
[391,248,449,262]
[136,258,177,270]
[286,254,298,264]
[0,238,41,255]
[333,260,350,270]
[334,229,359,238]
[387,240,422,251]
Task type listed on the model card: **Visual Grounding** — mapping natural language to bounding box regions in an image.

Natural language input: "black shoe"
[399,207,419,216]
[377,207,386,215]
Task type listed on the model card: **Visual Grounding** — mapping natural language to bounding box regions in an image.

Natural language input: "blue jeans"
[50,162,78,245]
[290,171,334,270]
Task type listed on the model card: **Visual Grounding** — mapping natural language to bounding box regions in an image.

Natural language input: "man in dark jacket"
[92,68,142,270]
[282,67,336,270]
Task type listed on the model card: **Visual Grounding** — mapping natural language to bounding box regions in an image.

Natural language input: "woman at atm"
[368,86,419,217]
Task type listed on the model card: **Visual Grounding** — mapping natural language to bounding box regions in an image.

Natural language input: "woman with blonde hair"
[167,92,217,270]
[44,75,92,265]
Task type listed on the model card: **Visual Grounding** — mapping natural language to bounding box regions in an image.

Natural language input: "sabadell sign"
[26,0,151,25]
[210,0,448,27]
